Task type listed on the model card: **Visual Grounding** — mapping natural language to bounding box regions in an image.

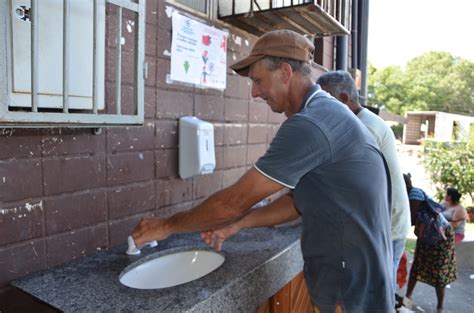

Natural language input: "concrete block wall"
[427,116,436,136]
[0,1,333,288]
[314,37,334,70]
[403,114,423,144]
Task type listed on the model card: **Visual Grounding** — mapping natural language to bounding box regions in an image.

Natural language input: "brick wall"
[314,37,334,70]
[0,1,331,288]
[427,116,436,136]
[403,114,436,144]
[403,114,423,144]
[0,1,277,288]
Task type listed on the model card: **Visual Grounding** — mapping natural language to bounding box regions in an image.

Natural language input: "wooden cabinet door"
[256,272,313,313]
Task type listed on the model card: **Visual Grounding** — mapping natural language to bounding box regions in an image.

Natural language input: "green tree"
[368,64,409,114]
[368,52,474,116]
[422,139,474,204]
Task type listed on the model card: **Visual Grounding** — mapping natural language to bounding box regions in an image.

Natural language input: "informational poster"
[170,11,227,89]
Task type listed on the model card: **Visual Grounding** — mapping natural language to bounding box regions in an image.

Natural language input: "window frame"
[0,0,146,128]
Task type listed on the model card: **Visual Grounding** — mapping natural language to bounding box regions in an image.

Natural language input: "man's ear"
[279,63,293,84]
[339,93,350,104]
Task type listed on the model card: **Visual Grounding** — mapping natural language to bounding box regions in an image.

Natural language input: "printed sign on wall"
[170,11,227,89]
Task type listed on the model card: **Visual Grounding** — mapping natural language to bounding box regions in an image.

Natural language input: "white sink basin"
[119,249,225,289]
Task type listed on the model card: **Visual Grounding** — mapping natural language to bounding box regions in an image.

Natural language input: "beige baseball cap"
[231,29,314,77]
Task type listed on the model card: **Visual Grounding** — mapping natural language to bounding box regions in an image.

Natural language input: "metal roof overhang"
[219,3,350,37]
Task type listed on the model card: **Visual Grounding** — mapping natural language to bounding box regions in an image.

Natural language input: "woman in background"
[403,174,456,313]
[442,187,467,245]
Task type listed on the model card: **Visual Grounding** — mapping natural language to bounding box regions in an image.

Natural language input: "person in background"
[403,174,456,313]
[133,29,394,313]
[442,187,467,245]
[316,71,411,305]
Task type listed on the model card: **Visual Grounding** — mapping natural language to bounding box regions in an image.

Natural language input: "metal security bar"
[175,0,208,14]
[316,0,350,28]
[31,0,39,112]
[115,5,123,115]
[0,0,146,127]
[63,0,70,113]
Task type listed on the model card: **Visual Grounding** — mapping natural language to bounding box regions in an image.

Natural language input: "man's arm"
[237,192,299,229]
[201,192,300,251]
[132,168,284,247]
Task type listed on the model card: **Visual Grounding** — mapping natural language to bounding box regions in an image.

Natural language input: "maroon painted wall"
[0,1,274,288]
[0,1,334,288]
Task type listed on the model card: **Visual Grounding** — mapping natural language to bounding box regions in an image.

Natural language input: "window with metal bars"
[0,0,146,128]
[174,0,208,14]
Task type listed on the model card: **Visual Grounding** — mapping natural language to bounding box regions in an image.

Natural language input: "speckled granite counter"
[13,225,303,312]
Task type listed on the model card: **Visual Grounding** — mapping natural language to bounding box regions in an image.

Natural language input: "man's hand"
[132,217,170,248]
[130,169,283,249]
[201,223,241,251]
[200,192,299,251]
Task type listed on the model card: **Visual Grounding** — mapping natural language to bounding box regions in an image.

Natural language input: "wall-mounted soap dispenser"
[179,116,216,179]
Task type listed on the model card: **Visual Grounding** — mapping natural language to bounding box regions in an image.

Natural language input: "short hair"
[403,173,412,190]
[446,187,462,203]
[260,56,312,78]
[316,70,359,104]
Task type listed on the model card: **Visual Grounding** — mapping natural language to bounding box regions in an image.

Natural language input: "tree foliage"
[422,138,474,204]
[368,52,474,116]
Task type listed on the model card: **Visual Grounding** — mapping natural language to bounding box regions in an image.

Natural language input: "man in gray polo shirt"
[133,30,394,313]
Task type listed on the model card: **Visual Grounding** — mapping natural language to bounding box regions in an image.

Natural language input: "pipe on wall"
[336,0,348,71]
[358,0,369,105]
[336,35,348,71]
[351,0,358,72]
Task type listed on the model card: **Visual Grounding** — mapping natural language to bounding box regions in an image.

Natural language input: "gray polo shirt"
[255,85,394,313]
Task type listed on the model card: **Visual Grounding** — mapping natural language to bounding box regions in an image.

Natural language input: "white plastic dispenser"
[179,116,216,179]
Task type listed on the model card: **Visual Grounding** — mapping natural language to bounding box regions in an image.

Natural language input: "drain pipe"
[351,0,358,72]
[336,36,348,71]
[359,0,370,105]
[336,0,348,71]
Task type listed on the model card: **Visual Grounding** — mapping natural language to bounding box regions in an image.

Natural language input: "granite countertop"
[13,225,303,312]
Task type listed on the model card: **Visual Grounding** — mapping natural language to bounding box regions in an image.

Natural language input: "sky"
[368,0,474,68]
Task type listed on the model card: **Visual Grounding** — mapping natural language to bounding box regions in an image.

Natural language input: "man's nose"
[251,84,261,98]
